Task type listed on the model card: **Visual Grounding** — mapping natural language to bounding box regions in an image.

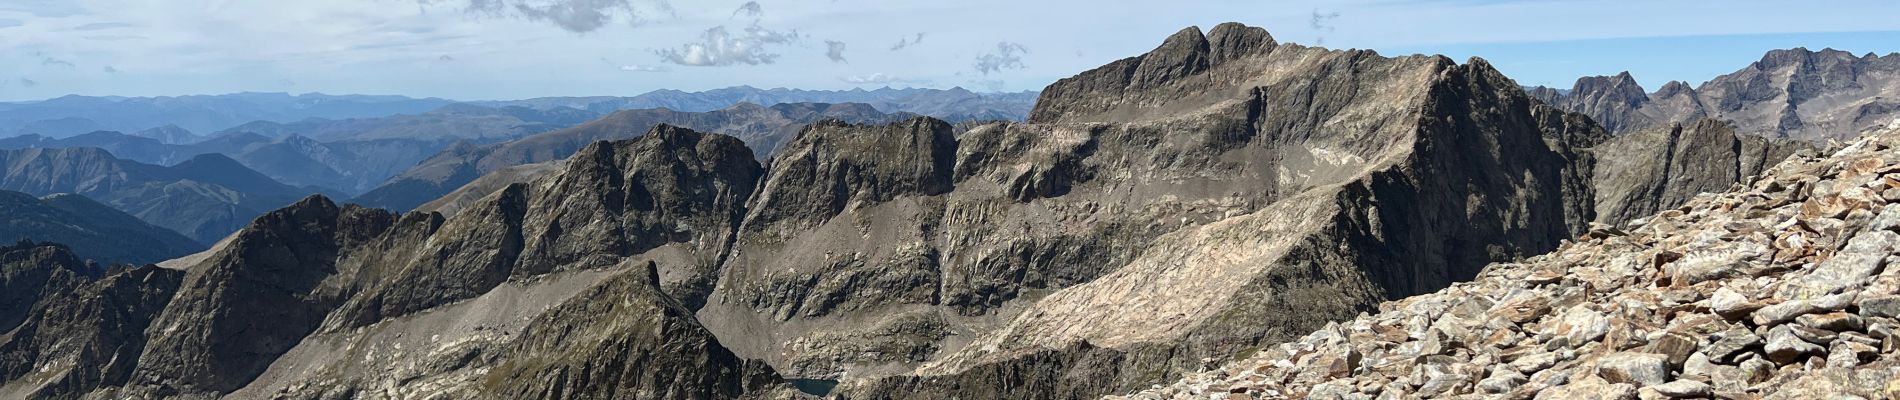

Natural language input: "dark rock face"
[479,262,780,400]
[0,242,184,399]
[1593,119,1816,225]
[126,196,394,395]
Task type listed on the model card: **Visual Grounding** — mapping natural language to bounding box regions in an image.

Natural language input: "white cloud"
[972,42,1027,75]
[654,23,799,66]
[841,73,926,85]
[620,64,667,72]
[426,0,673,33]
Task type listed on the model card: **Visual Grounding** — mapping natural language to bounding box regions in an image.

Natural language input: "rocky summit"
[1116,119,1900,399]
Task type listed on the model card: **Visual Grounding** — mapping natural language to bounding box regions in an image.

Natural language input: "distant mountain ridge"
[0,147,311,244]
[0,92,457,139]
[1531,48,1900,141]
[351,102,917,211]
[0,191,201,265]
[1,87,1037,142]
[477,86,1038,122]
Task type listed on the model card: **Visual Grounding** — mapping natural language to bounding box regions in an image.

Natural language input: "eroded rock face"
[1594,118,1816,225]
[1116,121,1900,400]
[125,196,395,396]
[1534,48,1900,142]
[478,263,781,400]
[833,23,1607,399]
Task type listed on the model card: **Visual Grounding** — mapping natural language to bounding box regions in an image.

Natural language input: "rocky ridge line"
[1113,119,1900,399]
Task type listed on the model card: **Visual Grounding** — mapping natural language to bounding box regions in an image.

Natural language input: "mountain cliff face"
[5,22,1872,400]
[1123,120,1900,400]
[1534,48,1900,141]
[0,126,780,399]
[0,190,201,265]
[833,24,1606,398]
[1593,119,1816,226]
[0,242,185,399]
[353,102,909,212]
[0,147,310,244]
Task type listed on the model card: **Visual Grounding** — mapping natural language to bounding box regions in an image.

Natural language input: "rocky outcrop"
[1553,72,1651,132]
[0,190,201,265]
[478,262,783,400]
[1594,118,1816,225]
[123,196,395,396]
[1120,120,1900,400]
[0,242,187,399]
[353,102,908,212]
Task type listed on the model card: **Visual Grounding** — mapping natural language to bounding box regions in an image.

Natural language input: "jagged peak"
[1570,72,1646,93]
[1206,22,1276,63]
[1654,80,1696,98]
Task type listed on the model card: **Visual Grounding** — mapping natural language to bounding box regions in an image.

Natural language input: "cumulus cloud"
[18,78,38,87]
[654,23,799,66]
[731,1,762,19]
[889,32,925,51]
[438,54,457,62]
[825,40,847,63]
[429,0,673,33]
[619,64,668,72]
[972,42,1028,75]
[840,73,926,85]
[102,65,119,74]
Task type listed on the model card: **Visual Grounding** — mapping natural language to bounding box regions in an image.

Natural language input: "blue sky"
[1,0,1898,101]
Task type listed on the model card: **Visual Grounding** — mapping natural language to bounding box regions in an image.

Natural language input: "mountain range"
[1,87,1036,142]
[0,147,310,244]
[350,102,916,211]
[0,22,1895,400]
[478,86,1037,122]
[1530,48,1900,141]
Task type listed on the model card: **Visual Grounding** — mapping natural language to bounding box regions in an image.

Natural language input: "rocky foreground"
[1116,121,1900,399]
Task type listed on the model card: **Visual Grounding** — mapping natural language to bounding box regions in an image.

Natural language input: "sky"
[2,0,1899,102]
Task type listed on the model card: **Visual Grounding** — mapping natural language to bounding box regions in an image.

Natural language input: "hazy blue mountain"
[0,92,456,138]
[479,86,1038,122]
[0,190,201,265]
[0,147,313,243]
